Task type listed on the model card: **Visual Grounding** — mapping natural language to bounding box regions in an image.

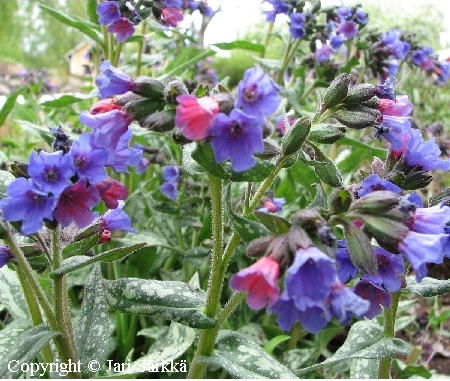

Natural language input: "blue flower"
[28,150,75,197]
[353,279,392,319]
[263,0,289,22]
[96,1,121,25]
[357,174,401,198]
[289,12,306,39]
[210,109,263,172]
[102,201,135,233]
[160,181,178,200]
[362,248,404,292]
[338,20,358,39]
[400,129,450,172]
[337,5,351,20]
[411,49,427,65]
[330,34,345,50]
[163,166,179,182]
[104,129,143,173]
[284,246,337,301]
[235,66,280,122]
[69,133,107,184]
[316,44,333,63]
[329,281,370,325]
[354,9,367,24]
[336,241,359,283]
[95,61,136,99]
[108,17,135,43]
[375,76,397,100]
[0,178,57,235]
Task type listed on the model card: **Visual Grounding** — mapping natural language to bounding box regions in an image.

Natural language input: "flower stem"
[112,42,124,67]
[261,22,274,59]
[135,21,147,77]
[287,322,302,350]
[378,291,400,379]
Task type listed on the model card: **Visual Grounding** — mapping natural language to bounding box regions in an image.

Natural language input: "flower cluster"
[175,65,281,172]
[182,0,213,18]
[96,1,137,42]
[230,229,370,333]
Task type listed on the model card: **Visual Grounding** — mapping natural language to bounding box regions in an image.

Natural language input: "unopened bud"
[164,80,189,105]
[317,223,336,246]
[399,171,432,190]
[210,91,234,114]
[10,162,28,179]
[246,236,274,258]
[254,138,281,159]
[308,123,345,144]
[133,77,165,99]
[121,96,166,124]
[350,190,400,215]
[140,109,176,132]
[322,74,351,109]
[333,106,382,129]
[362,96,381,110]
[329,188,353,214]
[281,116,311,156]
[288,226,313,252]
[343,83,376,105]
[266,235,289,266]
[290,208,323,228]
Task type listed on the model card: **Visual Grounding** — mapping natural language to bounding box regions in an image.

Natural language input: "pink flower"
[108,17,135,42]
[230,256,280,310]
[90,99,123,114]
[94,178,128,209]
[175,95,219,140]
[161,8,183,27]
[378,95,413,117]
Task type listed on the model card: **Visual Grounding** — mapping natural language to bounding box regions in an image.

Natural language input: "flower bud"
[210,91,234,114]
[322,73,351,109]
[361,215,409,253]
[290,208,323,228]
[246,236,274,258]
[164,80,189,105]
[308,124,345,144]
[350,190,400,215]
[333,106,382,129]
[140,109,176,132]
[254,139,282,159]
[121,96,166,124]
[281,116,311,156]
[398,171,432,190]
[132,76,165,99]
[288,226,313,252]
[363,96,381,110]
[10,161,29,179]
[343,83,376,105]
[329,188,353,215]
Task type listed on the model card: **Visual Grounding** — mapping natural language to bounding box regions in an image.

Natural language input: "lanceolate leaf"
[40,94,96,108]
[103,278,215,328]
[0,325,60,378]
[350,359,379,379]
[75,265,110,378]
[307,141,343,187]
[62,231,103,258]
[191,143,230,180]
[0,319,32,361]
[51,243,147,277]
[197,330,297,379]
[0,88,23,127]
[0,267,29,319]
[213,40,264,53]
[402,277,450,297]
[298,321,409,374]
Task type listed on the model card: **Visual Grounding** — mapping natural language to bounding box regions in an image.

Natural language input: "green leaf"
[250,56,282,71]
[191,143,230,180]
[0,325,61,378]
[0,88,23,127]
[402,277,450,297]
[0,267,29,319]
[298,321,409,374]
[226,186,271,243]
[103,278,215,328]
[52,243,147,277]
[182,143,206,175]
[308,183,326,208]
[254,211,291,235]
[341,56,360,74]
[197,330,297,379]
[0,319,32,361]
[75,265,110,378]
[392,360,432,379]
[429,188,450,207]
[63,231,103,258]
[111,321,194,377]
[350,359,379,379]
[263,335,291,355]
[40,94,96,108]
[339,136,387,158]
[39,4,104,47]
[87,0,99,24]
[0,170,15,198]
[225,158,276,182]
[307,141,343,187]
[213,40,264,53]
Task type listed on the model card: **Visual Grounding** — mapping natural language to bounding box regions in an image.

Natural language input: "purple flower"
[108,17,135,42]
[336,241,359,283]
[160,181,178,200]
[357,174,401,198]
[258,194,285,213]
[398,231,447,281]
[329,281,370,325]
[379,95,413,117]
[53,178,101,228]
[330,34,345,50]
[0,178,57,235]
[353,279,392,319]
[338,20,358,39]
[382,29,401,45]
[436,62,450,84]
[337,5,351,20]
[164,0,182,7]
[362,248,404,292]
[79,110,131,152]
[69,133,107,184]
[375,76,397,100]
[0,246,13,268]
[136,157,151,175]
[316,44,333,63]
[400,129,450,172]
[95,60,136,99]
[96,1,121,25]
[385,60,399,77]
[285,246,337,301]
[104,129,143,173]
[268,292,302,331]
[28,150,75,197]
[198,2,214,17]
[210,109,263,172]
[102,201,135,233]
[289,12,305,39]
[231,256,281,309]
[235,66,280,122]
[161,8,184,27]
[263,0,289,22]
[409,204,450,235]
[355,9,367,24]
[163,166,179,182]
[411,49,427,65]
[375,115,412,150]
